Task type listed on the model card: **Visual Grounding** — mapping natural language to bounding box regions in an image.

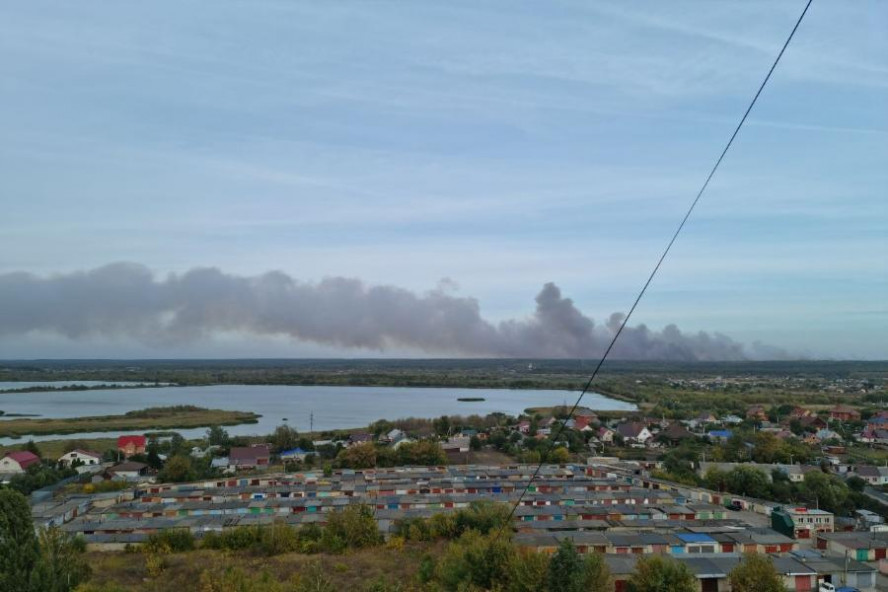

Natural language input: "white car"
[819,583,835,592]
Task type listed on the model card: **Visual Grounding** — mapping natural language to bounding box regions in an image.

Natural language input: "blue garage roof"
[676,533,716,543]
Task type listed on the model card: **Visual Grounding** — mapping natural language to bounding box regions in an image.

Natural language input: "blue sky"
[0,1,885,359]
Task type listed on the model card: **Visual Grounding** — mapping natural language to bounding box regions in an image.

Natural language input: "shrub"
[145,528,195,553]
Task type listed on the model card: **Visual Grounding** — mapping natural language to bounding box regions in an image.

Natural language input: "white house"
[616,422,653,445]
[0,451,41,474]
[58,449,102,468]
[855,465,888,486]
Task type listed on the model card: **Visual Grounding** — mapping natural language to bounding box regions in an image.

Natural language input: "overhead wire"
[494,0,815,539]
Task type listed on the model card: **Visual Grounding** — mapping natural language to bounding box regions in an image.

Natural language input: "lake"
[0,384,635,444]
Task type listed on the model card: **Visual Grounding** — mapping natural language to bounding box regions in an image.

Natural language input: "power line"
[495,0,814,538]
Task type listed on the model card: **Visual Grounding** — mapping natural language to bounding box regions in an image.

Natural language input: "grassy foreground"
[0,406,260,439]
[82,544,439,592]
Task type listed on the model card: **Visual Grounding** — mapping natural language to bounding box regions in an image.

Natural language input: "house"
[707,430,733,443]
[117,435,147,457]
[391,435,415,450]
[348,433,374,446]
[517,421,531,434]
[597,427,615,443]
[384,429,405,443]
[442,436,471,453]
[853,465,888,486]
[108,461,149,481]
[722,414,743,425]
[615,422,652,445]
[58,449,102,468]
[772,506,834,539]
[746,405,768,421]
[830,405,861,422]
[788,406,814,419]
[279,448,310,462]
[659,422,695,445]
[814,428,841,443]
[0,451,41,474]
[229,445,271,470]
[798,415,828,430]
[695,411,718,424]
[573,417,595,432]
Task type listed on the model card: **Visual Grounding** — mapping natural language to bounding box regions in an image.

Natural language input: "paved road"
[866,487,888,506]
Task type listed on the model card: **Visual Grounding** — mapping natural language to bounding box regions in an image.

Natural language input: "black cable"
[495,0,814,538]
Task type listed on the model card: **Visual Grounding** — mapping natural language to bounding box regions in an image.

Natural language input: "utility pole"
[310,411,314,435]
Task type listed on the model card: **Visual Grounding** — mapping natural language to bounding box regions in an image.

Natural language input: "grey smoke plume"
[0,263,776,360]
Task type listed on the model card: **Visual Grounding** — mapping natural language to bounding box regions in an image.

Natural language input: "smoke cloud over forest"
[0,263,786,360]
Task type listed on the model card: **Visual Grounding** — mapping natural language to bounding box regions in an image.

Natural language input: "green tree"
[145,439,163,470]
[0,489,39,592]
[548,446,570,464]
[30,528,91,592]
[435,530,514,591]
[801,471,850,514]
[547,539,585,592]
[270,425,299,452]
[728,553,787,592]
[582,552,611,592]
[847,475,866,493]
[206,425,230,448]
[168,432,186,456]
[506,549,549,592]
[322,505,381,551]
[336,442,376,469]
[627,555,696,592]
[23,440,42,458]
[397,440,446,466]
[725,466,771,499]
[157,455,196,483]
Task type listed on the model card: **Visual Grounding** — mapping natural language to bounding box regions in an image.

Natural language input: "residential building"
[108,461,149,481]
[279,448,310,462]
[229,445,271,470]
[853,465,888,486]
[117,435,147,457]
[0,451,41,474]
[772,506,834,539]
[746,405,768,421]
[59,449,103,468]
[830,405,861,422]
[615,422,652,445]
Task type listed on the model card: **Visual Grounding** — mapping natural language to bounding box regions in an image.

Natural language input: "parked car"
[728,501,744,511]
[818,581,835,592]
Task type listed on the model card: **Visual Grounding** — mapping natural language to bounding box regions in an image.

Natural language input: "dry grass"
[83,542,445,591]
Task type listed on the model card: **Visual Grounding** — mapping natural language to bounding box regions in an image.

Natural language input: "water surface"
[0,384,634,444]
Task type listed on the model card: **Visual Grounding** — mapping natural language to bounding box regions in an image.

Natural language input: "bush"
[435,530,515,591]
[321,505,382,552]
[145,528,195,553]
[200,522,301,556]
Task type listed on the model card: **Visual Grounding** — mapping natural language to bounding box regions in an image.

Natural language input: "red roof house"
[0,451,41,474]
[117,435,147,457]
[229,445,271,470]
[830,405,861,422]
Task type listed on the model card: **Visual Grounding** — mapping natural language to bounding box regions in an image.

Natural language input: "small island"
[0,405,260,438]
[457,397,486,402]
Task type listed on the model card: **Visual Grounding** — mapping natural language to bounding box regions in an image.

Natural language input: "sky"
[0,1,886,359]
